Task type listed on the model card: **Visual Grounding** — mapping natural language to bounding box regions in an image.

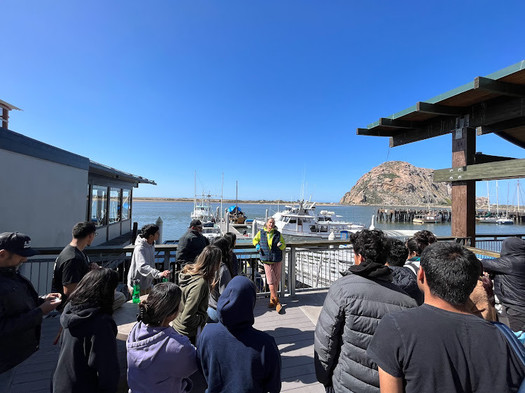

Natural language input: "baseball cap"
[189,219,202,228]
[0,232,39,257]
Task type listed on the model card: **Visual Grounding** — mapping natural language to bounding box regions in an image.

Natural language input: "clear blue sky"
[2,1,524,203]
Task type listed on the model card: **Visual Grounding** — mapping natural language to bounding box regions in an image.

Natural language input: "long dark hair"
[213,237,234,276]
[181,245,221,287]
[68,268,119,315]
[138,282,182,326]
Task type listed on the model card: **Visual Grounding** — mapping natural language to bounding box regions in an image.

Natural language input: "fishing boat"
[413,212,442,224]
[264,200,364,239]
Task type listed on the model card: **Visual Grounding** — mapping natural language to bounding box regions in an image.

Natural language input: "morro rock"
[340,161,451,206]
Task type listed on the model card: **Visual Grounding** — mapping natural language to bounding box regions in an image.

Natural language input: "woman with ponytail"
[127,282,198,393]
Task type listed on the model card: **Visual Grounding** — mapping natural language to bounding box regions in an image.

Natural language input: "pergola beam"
[434,158,525,182]
[389,96,525,146]
[416,102,463,116]
[474,76,525,97]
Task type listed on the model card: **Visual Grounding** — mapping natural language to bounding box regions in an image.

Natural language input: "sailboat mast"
[221,172,224,222]
[496,181,499,216]
[486,181,490,212]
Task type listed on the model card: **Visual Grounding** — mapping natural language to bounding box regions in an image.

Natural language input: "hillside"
[340,161,451,206]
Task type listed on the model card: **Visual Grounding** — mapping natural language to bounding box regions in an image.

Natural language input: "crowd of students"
[1,220,524,392]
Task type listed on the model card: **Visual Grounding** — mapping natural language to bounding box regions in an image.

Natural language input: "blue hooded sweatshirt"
[127,321,198,393]
[197,276,282,393]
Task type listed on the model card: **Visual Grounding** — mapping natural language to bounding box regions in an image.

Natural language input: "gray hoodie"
[127,236,161,290]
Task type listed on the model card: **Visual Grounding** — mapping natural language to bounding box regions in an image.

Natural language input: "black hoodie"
[482,237,525,308]
[52,303,119,393]
[197,276,281,393]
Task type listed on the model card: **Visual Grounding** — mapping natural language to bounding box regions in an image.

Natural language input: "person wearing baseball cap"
[176,219,210,267]
[0,232,62,390]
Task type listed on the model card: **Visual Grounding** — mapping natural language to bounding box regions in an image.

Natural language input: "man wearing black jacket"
[176,220,209,266]
[482,237,525,331]
[0,232,61,391]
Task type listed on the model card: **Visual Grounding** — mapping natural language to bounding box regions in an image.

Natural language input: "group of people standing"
[3,217,524,393]
[124,218,282,392]
[314,229,525,393]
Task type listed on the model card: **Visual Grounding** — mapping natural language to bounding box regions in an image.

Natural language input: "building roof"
[357,60,525,149]
[89,161,156,186]
[0,99,21,111]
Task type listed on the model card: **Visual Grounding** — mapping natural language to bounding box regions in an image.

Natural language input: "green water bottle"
[132,280,141,304]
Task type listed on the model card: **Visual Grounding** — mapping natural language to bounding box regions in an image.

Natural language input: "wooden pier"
[8,290,327,393]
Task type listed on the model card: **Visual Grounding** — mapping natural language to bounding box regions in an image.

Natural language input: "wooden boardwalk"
[8,290,328,393]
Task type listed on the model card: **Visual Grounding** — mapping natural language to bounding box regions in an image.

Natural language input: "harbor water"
[133,201,525,242]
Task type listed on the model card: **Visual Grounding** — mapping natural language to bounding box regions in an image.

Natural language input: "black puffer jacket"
[314,271,417,393]
[482,237,525,309]
[389,266,424,305]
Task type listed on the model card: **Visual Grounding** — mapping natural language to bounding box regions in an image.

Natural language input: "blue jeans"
[0,367,15,392]
[207,307,219,323]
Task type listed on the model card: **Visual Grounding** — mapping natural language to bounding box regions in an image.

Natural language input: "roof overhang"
[0,99,22,111]
[357,60,525,149]
[89,161,156,187]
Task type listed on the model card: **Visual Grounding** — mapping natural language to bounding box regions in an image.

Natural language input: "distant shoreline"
[133,197,513,210]
[133,197,340,206]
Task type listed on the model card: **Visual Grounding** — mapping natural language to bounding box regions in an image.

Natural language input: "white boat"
[497,217,514,225]
[264,200,364,239]
[191,194,221,241]
[413,212,442,224]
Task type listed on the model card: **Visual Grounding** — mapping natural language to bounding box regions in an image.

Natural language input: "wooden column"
[451,127,476,244]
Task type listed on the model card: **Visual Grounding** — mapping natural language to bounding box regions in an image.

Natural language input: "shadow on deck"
[9,290,328,393]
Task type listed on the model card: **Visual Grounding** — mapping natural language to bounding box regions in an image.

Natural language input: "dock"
[8,290,327,393]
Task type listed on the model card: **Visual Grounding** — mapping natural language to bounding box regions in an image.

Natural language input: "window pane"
[109,188,121,224]
[91,186,107,227]
[122,189,131,220]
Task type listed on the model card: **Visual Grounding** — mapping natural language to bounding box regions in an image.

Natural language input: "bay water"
[133,201,525,242]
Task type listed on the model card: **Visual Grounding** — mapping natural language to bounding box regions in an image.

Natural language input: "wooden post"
[451,126,476,245]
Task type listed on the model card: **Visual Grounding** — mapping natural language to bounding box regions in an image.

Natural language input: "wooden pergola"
[357,60,525,244]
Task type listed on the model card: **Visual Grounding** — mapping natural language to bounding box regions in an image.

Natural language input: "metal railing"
[24,234,523,296]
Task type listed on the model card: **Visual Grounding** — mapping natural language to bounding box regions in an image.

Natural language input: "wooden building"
[358,60,525,244]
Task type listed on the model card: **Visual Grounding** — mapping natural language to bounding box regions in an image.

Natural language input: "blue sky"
[2,1,524,202]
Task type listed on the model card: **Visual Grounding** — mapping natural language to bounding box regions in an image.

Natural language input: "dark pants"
[505,305,525,331]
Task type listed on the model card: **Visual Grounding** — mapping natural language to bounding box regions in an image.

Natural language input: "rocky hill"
[340,161,451,206]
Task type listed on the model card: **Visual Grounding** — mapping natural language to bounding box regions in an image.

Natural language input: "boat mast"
[194,171,197,209]
[220,172,224,222]
[486,181,490,212]
[496,180,499,216]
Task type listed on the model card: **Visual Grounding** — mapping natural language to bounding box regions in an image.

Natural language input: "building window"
[122,189,131,220]
[109,188,122,224]
[91,185,108,226]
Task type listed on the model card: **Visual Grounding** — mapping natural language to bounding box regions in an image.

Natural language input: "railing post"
[156,216,163,244]
[289,246,296,297]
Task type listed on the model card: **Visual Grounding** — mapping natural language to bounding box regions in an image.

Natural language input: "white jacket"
[127,236,161,290]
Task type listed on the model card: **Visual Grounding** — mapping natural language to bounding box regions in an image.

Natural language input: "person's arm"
[278,233,286,250]
[263,337,282,393]
[378,367,404,393]
[313,288,345,387]
[481,258,512,274]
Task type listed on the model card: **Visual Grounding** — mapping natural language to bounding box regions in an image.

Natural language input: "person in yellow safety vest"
[253,218,286,313]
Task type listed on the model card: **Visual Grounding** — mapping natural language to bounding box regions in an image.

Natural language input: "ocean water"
[132,201,525,242]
